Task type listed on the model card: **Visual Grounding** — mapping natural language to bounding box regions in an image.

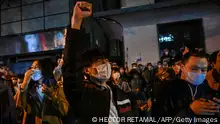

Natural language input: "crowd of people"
[0,1,220,124]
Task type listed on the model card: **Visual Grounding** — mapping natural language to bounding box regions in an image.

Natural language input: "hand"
[183,47,189,56]
[190,98,220,115]
[213,97,220,105]
[42,84,56,99]
[140,103,148,111]
[147,98,152,112]
[20,69,33,90]
[136,100,145,110]
[24,69,33,78]
[71,1,92,29]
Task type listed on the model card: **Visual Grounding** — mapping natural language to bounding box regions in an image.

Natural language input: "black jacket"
[151,79,216,123]
[62,27,136,124]
[0,80,17,124]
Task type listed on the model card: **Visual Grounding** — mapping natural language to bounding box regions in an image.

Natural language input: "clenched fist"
[71,1,92,29]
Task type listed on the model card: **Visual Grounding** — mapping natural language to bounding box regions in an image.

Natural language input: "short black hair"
[182,52,207,65]
[38,59,55,79]
[17,74,24,79]
[112,67,119,73]
[138,64,143,67]
[132,63,137,67]
[78,47,106,69]
[171,54,183,65]
[146,63,152,66]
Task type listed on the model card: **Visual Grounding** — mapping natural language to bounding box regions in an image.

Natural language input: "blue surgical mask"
[31,69,42,81]
[185,71,206,86]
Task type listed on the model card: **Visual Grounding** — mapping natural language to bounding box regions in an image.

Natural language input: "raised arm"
[62,1,92,108]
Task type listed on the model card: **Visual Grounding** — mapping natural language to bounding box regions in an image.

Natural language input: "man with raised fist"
[62,2,137,124]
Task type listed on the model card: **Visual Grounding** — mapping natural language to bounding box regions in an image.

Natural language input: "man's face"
[163,62,168,68]
[112,70,120,81]
[11,77,17,85]
[164,49,169,55]
[132,64,137,69]
[157,63,162,68]
[120,68,124,74]
[172,63,181,74]
[88,59,108,76]
[184,56,208,75]
[147,64,153,70]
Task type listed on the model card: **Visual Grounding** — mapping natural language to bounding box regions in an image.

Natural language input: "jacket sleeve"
[152,82,195,118]
[51,88,69,116]
[62,26,85,114]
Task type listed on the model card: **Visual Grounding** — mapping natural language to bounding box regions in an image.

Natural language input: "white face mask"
[113,72,120,80]
[92,63,111,83]
[184,68,206,86]
[31,69,42,81]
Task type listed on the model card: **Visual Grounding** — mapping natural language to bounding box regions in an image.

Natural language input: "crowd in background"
[1,45,219,124]
[0,1,220,124]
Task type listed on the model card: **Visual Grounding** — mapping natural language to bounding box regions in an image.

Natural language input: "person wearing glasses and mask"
[152,52,220,123]
[18,59,69,124]
[62,2,136,124]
